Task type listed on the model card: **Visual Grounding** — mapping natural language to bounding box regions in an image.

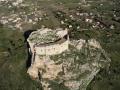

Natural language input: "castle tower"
[27,28,69,56]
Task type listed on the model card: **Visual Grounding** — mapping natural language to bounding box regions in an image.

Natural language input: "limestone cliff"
[27,39,110,90]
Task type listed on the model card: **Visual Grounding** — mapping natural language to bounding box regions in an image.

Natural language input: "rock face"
[27,39,111,90]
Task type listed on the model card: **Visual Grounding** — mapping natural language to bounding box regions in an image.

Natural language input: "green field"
[0,0,120,90]
[0,27,42,90]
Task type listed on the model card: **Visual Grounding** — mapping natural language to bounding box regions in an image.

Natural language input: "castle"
[27,28,111,90]
[27,28,69,78]
[27,28,69,57]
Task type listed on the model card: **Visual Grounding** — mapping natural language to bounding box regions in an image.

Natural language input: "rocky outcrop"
[27,39,111,90]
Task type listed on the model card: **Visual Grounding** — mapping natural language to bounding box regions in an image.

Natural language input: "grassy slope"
[0,27,41,90]
[87,0,120,90]
[87,29,120,90]
[0,0,120,90]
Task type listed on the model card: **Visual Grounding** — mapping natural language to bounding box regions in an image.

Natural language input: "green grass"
[87,29,120,90]
[0,0,120,90]
[0,27,42,90]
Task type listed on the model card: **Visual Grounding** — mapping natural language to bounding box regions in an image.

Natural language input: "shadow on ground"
[23,30,36,68]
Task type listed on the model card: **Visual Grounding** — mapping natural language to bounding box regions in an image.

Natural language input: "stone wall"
[27,38,69,55]
[35,39,69,55]
[27,28,69,55]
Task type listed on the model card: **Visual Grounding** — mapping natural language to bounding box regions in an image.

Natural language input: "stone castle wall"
[28,38,69,55]
[35,39,69,55]
[27,28,69,55]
